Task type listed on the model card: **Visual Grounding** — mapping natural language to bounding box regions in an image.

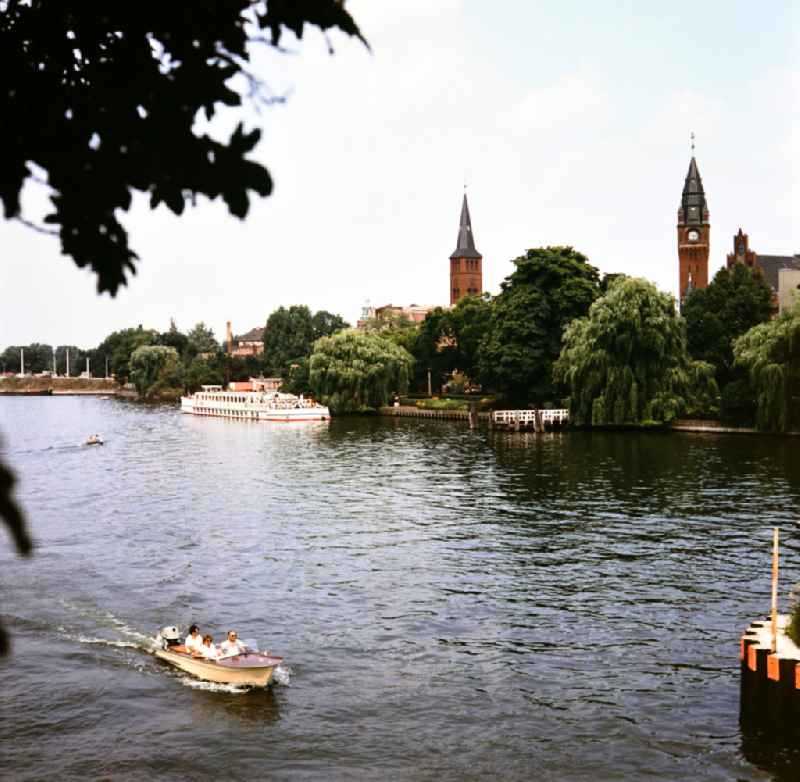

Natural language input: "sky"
[1,0,798,348]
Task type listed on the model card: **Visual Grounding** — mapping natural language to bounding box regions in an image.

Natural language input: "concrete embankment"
[378,405,489,421]
[0,377,118,395]
[669,420,800,436]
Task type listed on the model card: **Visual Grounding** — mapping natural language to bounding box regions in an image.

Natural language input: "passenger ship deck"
[181,382,330,423]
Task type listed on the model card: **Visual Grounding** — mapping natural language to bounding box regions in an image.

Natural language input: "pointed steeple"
[450,193,482,259]
[678,157,708,226]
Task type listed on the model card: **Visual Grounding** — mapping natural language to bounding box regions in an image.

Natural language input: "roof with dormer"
[450,193,482,259]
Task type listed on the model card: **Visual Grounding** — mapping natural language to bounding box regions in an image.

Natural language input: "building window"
[453,288,460,299]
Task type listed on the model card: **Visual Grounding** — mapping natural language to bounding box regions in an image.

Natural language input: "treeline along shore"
[4,247,799,431]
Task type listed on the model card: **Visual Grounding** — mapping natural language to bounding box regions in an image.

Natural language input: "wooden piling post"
[772,527,780,654]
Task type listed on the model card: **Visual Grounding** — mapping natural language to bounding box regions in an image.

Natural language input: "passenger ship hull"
[181,390,330,422]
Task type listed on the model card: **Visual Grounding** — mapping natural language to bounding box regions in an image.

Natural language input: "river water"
[1,397,799,781]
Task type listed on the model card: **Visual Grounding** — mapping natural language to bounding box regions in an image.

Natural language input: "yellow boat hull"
[154,648,282,688]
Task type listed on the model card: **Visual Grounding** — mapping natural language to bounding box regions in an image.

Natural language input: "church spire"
[678,156,708,226]
[450,192,481,259]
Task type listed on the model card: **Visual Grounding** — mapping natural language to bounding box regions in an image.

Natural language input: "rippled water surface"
[2,397,800,780]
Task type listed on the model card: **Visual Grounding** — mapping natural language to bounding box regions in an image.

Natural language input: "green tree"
[184,357,224,392]
[683,263,773,386]
[94,327,157,382]
[554,277,718,426]
[186,322,218,355]
[310,330,414,413]
[129,345,181,398]
[263,305,314,376]
[733,301,800,432]
[406,308,458,394]
[283,357,311,395]
[55,345,86,377]
[683,264,773,424]
[157,319,189,357]
[479,247,600,405]
[311,310,350,341]
[1,344,54,374]
[446,294,493,384]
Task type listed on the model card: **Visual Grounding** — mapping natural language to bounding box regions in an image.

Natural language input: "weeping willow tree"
[554,277,718,426]
[310,330,414,413]
[733,301,800,432]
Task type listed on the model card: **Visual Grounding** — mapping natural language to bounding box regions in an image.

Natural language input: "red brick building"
[677,156,710,303]
[450,193,483,306]
[726,228,800,310]
[226,322,264,356]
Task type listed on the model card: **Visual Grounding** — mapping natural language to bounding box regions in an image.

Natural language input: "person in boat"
[184,624,202,653]
[219,630,246,657]
[194,634,220,660]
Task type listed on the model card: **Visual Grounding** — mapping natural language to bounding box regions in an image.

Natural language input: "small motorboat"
[85,434,104,446]
[153,626,282,688]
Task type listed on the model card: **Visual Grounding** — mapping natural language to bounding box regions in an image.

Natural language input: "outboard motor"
[160,626,182,649]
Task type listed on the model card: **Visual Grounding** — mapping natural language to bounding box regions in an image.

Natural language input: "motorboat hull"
[154,648,282,687]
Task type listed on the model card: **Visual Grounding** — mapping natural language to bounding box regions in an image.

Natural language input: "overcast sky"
[1,0,797,349]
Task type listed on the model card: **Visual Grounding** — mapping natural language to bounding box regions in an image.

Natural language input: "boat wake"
[272,664,291,686]
[72,635,145,651]
[180,679,251,694]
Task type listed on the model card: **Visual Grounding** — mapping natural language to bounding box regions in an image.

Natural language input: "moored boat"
[153,627,282,687]
[181,378,330,422]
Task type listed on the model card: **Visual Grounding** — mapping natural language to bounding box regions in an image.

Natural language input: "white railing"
[492,409,569,425]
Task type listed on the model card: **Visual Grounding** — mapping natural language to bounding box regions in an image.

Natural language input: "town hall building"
[676,152,799,311]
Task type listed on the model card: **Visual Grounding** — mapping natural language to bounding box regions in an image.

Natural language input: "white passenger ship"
[181,379,330,423]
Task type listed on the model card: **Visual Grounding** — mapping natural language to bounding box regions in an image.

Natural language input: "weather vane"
[690,131,695,154]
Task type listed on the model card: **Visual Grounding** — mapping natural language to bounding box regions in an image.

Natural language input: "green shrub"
[415,398,469,411]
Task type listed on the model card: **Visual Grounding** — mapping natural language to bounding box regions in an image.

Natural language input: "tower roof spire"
[678,152,708,226]
[450,192,481,260]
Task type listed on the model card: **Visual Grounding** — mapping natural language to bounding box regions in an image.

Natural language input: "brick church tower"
[450,193,482,306]
[677,155,710,302]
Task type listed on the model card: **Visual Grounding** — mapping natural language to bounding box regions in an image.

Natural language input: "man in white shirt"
[184,624,202,653]
[219,630,246,657]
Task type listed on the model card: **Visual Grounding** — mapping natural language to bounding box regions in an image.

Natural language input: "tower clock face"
[687,230,699,242]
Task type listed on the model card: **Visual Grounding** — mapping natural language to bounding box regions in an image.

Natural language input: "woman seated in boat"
[193,634,220,660]
[184,624,202,653]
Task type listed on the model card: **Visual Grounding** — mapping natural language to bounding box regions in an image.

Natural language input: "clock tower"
[677,153,710,303]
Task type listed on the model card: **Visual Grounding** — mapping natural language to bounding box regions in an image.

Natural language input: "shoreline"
[378,405,799,436]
